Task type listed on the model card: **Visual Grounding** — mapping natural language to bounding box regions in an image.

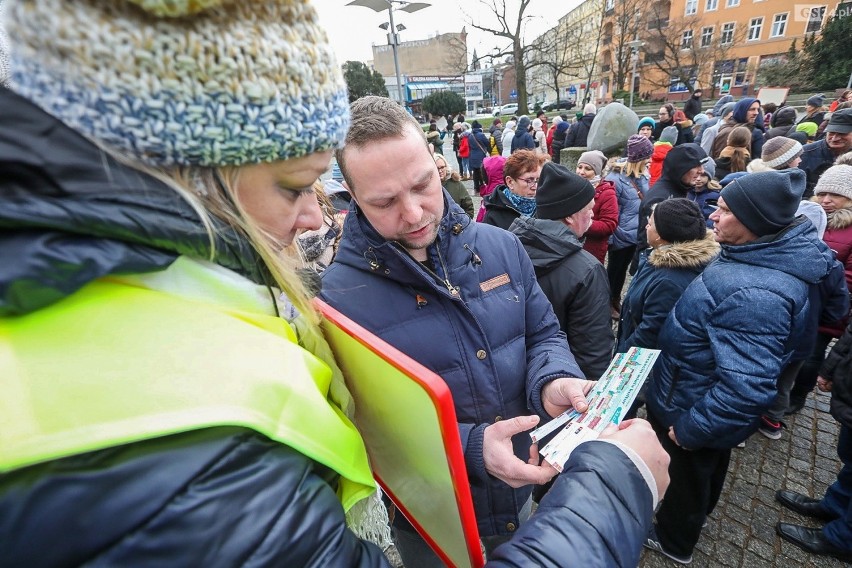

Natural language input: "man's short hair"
[336,96,424,192]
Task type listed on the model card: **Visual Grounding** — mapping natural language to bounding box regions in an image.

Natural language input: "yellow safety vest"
[0,262,374,511]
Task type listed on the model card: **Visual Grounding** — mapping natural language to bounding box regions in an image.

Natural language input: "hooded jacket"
[606,169,647,250]
[711,98,765,159]
[0,90,389,566]
[469,126,491,168]
[320,193,584,537]
[616,234,719,353]
[564,113,596,148]
[477,156,508,222]
[649,142,673,187]
[550,121,570,164]
[510,217,613,379]
[511,116,535,152]
[636,144,708,255]
[818,205,852,336]
[766,106,798,140]
[684,93,702,121]
[646,219,836,449]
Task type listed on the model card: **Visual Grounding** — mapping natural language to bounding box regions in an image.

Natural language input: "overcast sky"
[314,0,583,66]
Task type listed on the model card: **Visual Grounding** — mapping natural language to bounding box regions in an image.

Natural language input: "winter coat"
[684,95,702,120]
[564,114,596,148]
[550,122,570,164]
[652,118,674,142]
[711,98,765,159]
[818,206,852,336]
[713,155,750,181]
[482,186,525,231]
[534,128,548,155]
[646,219,836,449]
[489,127,504,155]
[469,127,491,168]
[616,234,718,353]
[819,318,852,429]
[700,119,721,156]
[583,180,619,264]
[606,170,646,250]
[321,193,584,537]
[797,110,826,128]
[501,127,516,157]
[636,144,708,258]
[476,156,508,222]
[510,217,613,379]
[765,106,798,140]
[427,129,444,154]
[511,117,535,152]
[444,178,475,218]
[0,91,387,566]
[649,143,672,187]
[459,133,470,158]
[799,139,837,198]
[676,121,695,145]
[687,187,720,227]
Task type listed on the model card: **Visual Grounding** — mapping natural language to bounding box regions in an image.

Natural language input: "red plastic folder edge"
[316,299,484,568]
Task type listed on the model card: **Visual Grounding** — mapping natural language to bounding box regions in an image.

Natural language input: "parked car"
[543,99,576,112]
[494,103,518,116]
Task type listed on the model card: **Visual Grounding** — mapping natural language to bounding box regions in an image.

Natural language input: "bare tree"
[464,0,535,112]
[604,0,646,92]
[526,24,581,105]
[641,5,745,96]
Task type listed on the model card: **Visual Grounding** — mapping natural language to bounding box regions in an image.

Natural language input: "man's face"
[680,164,705,187]
[639,125,653,138]
[746,101,760,124]
[708,196,757,245]
[343,124,444,262]
[568,200,595,237]
[826,131,852,154]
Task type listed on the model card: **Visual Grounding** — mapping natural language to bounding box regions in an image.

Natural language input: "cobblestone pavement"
[389,181,848,567]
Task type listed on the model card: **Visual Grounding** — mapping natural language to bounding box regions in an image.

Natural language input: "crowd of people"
[2,1,852,566]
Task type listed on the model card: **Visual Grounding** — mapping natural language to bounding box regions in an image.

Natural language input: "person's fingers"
[559,379,589,413]
[528,442,540,465]
[601,423,619,437]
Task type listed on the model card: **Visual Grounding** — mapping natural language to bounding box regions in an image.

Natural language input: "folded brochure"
[530,347,660,472]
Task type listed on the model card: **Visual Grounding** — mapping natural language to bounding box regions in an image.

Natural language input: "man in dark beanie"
[643,169,838,564]
[509,161,613,380]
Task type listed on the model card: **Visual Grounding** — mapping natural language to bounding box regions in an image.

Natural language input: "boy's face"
[695,174,709,189]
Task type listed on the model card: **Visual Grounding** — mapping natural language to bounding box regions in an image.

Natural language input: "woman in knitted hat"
[617,198,719,418]
[606,135,653,318]
[575,150,619,264]
[481,149,548,230]
[532,117,549,156]
[796,121,819,142]
[637,116,656,139]
[790,164,852,414]
[714,126,752,180]
[748,136,803,172]
[0,0,403,562]
[798,94,827,128]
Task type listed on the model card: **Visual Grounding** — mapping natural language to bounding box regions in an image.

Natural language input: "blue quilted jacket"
[646,219,835,449]
[321,194,583,537]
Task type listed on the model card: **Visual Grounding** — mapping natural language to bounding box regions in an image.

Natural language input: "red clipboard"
[316,299,484,568]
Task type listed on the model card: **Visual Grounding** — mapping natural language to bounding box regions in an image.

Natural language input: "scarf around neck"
[503,187,537,216]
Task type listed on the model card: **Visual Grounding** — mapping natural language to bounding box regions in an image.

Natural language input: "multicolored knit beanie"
[5,0,349,167]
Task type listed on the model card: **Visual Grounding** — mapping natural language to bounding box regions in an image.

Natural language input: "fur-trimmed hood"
[648,231,719,268]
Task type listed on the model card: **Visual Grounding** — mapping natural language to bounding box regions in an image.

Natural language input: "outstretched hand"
[601,419,671,500]
[541,377,595,418]
[483,416,558,488]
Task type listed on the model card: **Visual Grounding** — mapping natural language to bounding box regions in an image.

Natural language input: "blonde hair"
[625,159,649,178]
[434,154,461,182]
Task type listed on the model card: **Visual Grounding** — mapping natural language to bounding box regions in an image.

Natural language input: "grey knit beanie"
[814,165,852,201]
[659,126,679,145]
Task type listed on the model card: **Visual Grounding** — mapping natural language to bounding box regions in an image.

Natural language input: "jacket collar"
[648,232,719,269]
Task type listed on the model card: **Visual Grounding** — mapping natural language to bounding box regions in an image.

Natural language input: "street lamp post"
[347,0,431,108]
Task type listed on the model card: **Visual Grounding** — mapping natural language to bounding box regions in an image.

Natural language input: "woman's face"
[576,163,597,180]
[820,192,852,214]
[639,125,653,138]
[435,158,451,181]
[506,166,542,198]
[658,107,671,122]
[234,150,329,247]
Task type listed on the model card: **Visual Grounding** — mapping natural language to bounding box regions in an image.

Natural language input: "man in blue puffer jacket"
[644,169,836,564]
[324,96,670,567]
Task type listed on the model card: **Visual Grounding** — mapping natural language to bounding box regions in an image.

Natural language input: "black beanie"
[653,198,707,243]
[720,169,806,237]
[534,162,596,220]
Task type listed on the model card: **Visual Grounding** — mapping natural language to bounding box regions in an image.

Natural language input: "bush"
[422,91,466,118]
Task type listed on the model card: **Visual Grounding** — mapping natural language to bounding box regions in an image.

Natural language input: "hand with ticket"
[601,419,670,500]
[541,377,595,418]
[483,416,558,488]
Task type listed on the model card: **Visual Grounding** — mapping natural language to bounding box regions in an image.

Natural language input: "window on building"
[748,17,763,40]
[682,30,694,48]
[806,6,826,33]
[771,13,788,37]
[726,0,740,6]
[721,22,735,43]
[606,0,615,10]
[686,0,698,15]
[706,0,719,10]
[700,26,714,47]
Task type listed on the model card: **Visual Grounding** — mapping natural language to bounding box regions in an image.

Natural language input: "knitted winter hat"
[5,0,348,167]
[532,118,543,130]
[720,169,806,236]
[796,122,818,138]
[772,106,798,127]
[693,113,709,126]
[719,102,737,119]
[814,165,852,201]
[627,134,653,162]
[578,150,608,176]
[584,103,597,115]
[637,116,656,132]
[761,137,803,169]
[807,93,825,108]
[472,120,483,129]
[660,126,679,145]
[673,110,687,123]
[653,198,706,243]
[535,162,595,220]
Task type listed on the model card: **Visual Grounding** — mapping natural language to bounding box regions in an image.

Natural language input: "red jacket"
[649,143,672,187]
[459,134,470,158]
[820,210,852,336]
[583,179,619,263]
